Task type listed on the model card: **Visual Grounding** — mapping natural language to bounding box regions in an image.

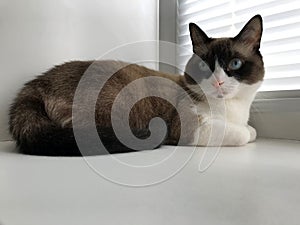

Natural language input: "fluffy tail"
[9,95,155,156]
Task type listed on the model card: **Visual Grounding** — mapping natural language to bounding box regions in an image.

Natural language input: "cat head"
[184,15,264,99]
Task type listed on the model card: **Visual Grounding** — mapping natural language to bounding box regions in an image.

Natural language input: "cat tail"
[9,94,81,156]
[9,94,158,156]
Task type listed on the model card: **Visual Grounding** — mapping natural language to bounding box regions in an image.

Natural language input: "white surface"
[0,0,158,141]
[0,138,299,225]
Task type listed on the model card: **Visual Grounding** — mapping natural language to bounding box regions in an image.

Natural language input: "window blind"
[177,0,300,91]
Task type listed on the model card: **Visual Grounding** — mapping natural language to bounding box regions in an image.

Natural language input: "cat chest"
[193,99,251,125]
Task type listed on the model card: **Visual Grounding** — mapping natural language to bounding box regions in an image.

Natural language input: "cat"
[9,15,264,156]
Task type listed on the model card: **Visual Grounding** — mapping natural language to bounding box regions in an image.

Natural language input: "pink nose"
[213,81,224,87]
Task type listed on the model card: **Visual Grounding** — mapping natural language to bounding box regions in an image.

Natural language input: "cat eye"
[198,61,209,71]
[228,58,242,70]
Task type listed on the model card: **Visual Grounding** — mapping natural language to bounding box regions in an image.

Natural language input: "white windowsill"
[0,138,299,225]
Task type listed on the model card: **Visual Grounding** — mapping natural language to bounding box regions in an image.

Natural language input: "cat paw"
[211,121,251,146]
[227,129,250,146]
[247,125,257,143]
[193,119,251,146]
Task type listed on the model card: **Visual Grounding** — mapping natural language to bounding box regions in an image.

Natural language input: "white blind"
[177,0,300,91]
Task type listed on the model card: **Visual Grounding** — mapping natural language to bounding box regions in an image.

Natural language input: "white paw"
[213,121,250,146]
[193,119,251,147]
[247,125,257,143]
[226,128,250,146]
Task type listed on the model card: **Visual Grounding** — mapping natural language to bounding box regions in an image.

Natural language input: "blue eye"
[229,58,242,70]
[198,61,209,71]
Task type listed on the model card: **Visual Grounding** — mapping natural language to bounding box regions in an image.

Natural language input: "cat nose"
[213,81,224,87]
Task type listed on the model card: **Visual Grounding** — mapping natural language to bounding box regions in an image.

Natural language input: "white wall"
[0,0,158,141]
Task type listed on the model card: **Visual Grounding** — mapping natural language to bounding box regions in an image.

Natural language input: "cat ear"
[189,23,209,53]
[234,15,263,51]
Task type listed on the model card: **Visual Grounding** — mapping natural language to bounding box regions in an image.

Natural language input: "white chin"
[211,92,235,99]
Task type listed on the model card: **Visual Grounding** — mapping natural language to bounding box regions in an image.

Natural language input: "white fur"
[189,61,261,146]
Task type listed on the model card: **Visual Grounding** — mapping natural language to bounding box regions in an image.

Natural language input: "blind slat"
[259,77,300,91]
[178,0,229,16]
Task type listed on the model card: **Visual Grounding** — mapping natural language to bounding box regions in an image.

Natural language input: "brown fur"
[9,60,196,154]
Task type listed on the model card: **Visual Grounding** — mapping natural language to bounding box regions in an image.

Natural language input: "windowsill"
[0,138,299,225]
[256,89,300,99]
